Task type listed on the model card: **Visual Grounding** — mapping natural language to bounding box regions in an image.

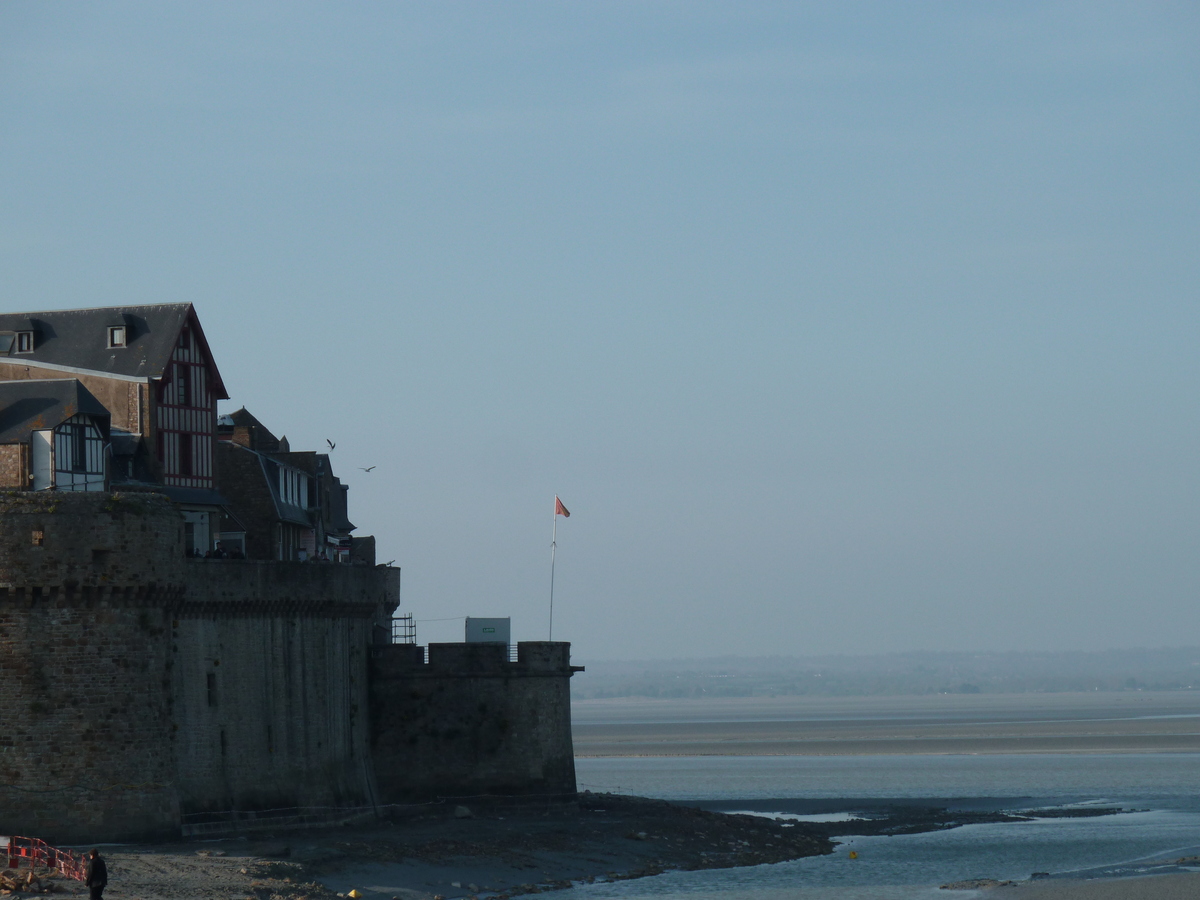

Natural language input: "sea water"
[555,754,1200,899]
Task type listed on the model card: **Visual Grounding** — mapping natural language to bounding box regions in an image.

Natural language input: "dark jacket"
[85,856,107,887]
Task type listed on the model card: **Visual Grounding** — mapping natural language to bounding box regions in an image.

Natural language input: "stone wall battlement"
[372,641,578,676]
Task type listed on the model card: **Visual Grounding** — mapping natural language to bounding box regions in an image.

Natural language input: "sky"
[2,2,1198,659]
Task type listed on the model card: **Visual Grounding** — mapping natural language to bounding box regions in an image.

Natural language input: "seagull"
[326,439,336,451]
[358,466,375,472]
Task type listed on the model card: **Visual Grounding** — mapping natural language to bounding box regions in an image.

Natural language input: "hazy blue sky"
[2,3,1197,658]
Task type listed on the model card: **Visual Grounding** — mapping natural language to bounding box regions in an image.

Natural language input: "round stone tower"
[0,491,185,841]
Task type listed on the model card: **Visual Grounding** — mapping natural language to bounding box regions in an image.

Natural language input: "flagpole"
[549,496,558,641]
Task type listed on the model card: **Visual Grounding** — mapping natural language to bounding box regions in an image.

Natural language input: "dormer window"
[15,331,33,353]
[108,326,127,348]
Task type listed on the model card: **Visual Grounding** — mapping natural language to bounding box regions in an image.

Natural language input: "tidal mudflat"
[572,691,1200,756]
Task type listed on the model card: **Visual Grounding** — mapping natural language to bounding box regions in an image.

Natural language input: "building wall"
[214,441,281,559]
[0,362,147,437]
[370,642,579,802]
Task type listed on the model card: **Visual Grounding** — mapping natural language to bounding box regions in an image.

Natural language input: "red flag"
[555,496,570,518]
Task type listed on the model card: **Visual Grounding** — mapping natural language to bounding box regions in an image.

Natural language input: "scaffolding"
[391,612,416,644]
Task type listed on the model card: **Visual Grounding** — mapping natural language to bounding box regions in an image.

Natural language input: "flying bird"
[359,466,375,472]
[326,439,336,451]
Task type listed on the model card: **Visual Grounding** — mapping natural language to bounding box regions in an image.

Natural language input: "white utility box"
[465,617,511,644]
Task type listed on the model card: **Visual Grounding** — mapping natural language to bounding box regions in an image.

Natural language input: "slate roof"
[0,303,228,398]
[0,379,110,444]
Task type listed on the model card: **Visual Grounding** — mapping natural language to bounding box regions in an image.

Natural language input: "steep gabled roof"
[0,303,229,398]
[0,379,110,444]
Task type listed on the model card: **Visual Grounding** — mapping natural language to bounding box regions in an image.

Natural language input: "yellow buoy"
[848,851,858,859]
[348,891,363,898]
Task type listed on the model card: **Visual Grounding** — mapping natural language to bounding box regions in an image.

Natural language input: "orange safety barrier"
[4,836,87,881]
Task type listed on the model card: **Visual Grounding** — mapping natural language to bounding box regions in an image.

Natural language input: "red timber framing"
[154,311,224,489]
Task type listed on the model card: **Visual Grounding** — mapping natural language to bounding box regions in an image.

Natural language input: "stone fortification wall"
[369,642,579,803]
[0,492,397,841]
[0,492,183,842]
[171,560,395,819]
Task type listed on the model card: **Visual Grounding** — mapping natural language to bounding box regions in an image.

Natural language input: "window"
[108,326,126,348]
[179,433,193,476]
[31,528,44,547]
[175,365,191,407]
[16,332,33,353]
[70,423,87,472]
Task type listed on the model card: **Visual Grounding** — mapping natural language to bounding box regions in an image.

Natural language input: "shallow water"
[560,753,1200,898]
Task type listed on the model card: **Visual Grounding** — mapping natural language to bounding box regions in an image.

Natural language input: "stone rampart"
[369,641,580,802]
[0,492,396,841]
[0,492,577,839]
[0,492,183,841]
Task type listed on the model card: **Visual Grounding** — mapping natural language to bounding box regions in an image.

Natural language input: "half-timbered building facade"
[0,304,229,553]
[155,320,220,490]
[0,379,111,492]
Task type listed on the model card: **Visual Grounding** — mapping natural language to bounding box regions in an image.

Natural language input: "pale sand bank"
[1013,872,1200,898]
[573,691,1200,756]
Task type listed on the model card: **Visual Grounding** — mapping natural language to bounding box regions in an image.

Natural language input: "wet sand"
[573,691,1200,756]
[1014,872,1200,898]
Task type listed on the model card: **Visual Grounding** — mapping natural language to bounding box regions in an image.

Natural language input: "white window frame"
[15,332,33,353]
[108,326,127,348]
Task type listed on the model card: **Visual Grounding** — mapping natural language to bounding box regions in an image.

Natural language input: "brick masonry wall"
[369,642,579,802]
[0,364,147,436]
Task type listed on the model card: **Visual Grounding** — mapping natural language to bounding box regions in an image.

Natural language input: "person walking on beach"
[85,848,107,900]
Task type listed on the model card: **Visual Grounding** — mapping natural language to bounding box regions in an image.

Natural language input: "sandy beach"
[1013,872,1200,898]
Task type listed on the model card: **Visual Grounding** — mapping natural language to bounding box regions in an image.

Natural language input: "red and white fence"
[2,836,87,881]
